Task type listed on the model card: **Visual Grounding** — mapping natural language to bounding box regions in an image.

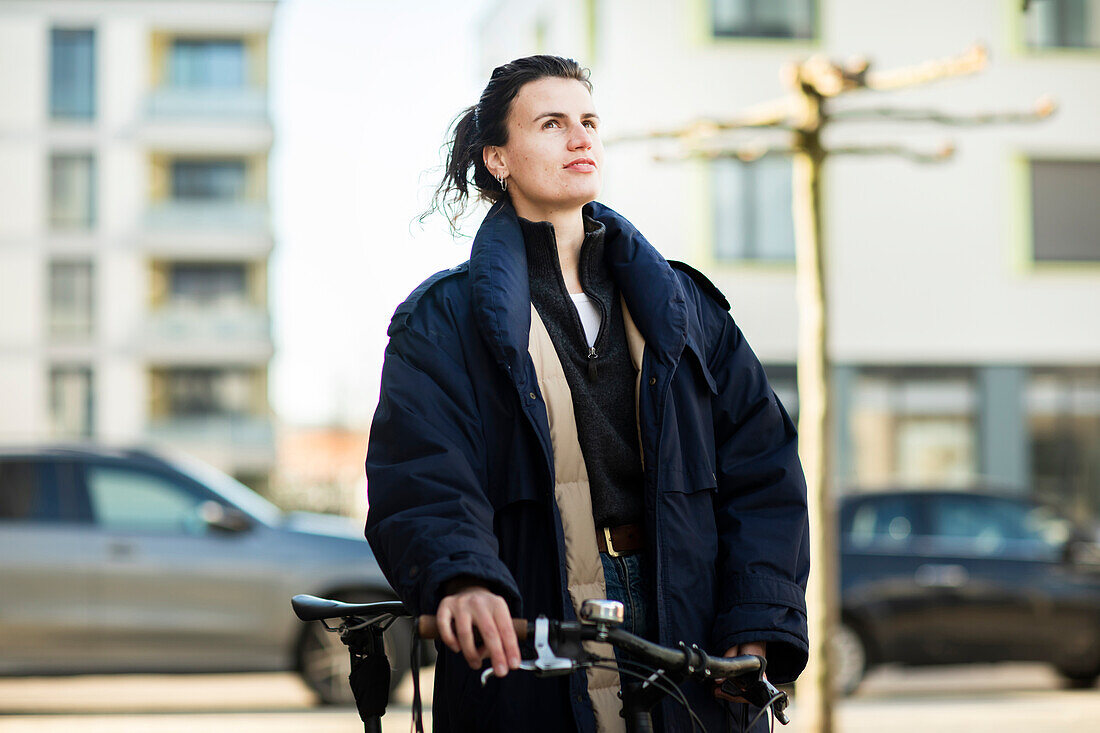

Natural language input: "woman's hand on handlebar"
[436,581,522,678]
[714,641,768,703]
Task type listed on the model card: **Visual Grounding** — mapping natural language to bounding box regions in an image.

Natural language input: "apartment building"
[477,0,1100,521]
[0,0,278,491]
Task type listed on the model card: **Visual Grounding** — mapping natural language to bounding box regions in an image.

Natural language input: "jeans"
[599,551,653,643]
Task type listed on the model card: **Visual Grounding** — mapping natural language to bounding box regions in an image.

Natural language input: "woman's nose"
[569,122,593,149]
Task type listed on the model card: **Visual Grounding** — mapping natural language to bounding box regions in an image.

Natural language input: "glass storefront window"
[1028,367,1100,524]
[850,368,978,488]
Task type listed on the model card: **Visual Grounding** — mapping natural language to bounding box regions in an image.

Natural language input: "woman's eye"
[543,120,559,128]
[584,120,598,130]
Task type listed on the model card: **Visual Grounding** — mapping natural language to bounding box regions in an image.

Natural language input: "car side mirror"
[200,500,253,534]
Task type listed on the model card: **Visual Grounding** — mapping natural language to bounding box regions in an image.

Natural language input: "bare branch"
[653,145,799,164]
[861,43,989,92]
[604,98,798,145]
[828,142,956,162]
[829,94,1057,125]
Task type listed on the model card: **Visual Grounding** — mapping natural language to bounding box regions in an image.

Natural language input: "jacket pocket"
[664,347,719,494]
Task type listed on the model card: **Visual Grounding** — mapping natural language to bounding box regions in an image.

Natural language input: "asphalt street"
[1,663,1098,732]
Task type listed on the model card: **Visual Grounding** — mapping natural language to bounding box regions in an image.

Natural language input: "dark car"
[0,445,405,704]
[834,489,1100,694]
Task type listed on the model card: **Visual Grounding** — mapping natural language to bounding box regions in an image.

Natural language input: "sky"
[268,0,495,428]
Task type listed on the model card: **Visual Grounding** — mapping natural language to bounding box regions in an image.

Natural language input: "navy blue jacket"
[365,198,809,732]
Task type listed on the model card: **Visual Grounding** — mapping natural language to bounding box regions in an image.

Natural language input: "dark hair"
[419,55,593,236]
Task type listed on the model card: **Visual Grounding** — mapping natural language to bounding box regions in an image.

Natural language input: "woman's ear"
[483,145,507,180]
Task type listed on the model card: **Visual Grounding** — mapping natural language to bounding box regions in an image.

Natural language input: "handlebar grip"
[417,615,530,641]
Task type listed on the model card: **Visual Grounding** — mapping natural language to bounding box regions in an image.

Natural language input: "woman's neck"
[511,199,586,293]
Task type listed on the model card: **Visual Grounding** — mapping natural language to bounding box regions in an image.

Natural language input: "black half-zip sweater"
[518,213,644,528]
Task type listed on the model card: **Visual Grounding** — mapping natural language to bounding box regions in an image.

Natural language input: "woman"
[365,55,809,732]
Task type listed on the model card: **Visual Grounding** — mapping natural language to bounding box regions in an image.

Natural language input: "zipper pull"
[587,346,598,381]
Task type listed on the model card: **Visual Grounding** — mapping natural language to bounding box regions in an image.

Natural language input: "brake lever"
[718,675,790,725]
[480,616,575,686]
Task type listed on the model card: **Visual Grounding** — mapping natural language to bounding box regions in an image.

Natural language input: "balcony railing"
[147,414,274,447]
[144,304,271,343]
[144,200,270,231]
[145,87,268,120]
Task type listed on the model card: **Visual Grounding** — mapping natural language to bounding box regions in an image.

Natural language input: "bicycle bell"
[579,599,624,627]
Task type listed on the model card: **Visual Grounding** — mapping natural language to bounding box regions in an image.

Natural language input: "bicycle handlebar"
[291,594,789,725]
[417,614,530,642]
[294,595,763,685]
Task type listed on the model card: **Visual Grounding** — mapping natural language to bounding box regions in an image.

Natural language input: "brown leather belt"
[596,523,645,557]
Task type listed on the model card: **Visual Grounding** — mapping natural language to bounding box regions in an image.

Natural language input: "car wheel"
[1055,665,1099,690]
[830,622,867,696]
[297,592,412,706]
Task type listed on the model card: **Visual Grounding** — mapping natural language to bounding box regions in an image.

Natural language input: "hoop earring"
[495,173,508,192]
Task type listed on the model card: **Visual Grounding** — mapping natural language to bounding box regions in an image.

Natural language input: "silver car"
[0,445,408,704]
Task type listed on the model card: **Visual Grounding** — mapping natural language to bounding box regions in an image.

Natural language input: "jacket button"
[529,392,537,400]
[648,377,656,386]
[408,564,419,579]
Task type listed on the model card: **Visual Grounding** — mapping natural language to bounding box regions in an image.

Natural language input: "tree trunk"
[791,91,837,733]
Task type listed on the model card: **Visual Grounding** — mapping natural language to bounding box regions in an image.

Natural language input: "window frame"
[1012,0,1100,57]
[49,27,97,120]
[1010,153,1100,272]
[709,156,798,267]
[48,152,97,230]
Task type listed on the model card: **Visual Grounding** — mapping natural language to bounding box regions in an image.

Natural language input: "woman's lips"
[566,162,596,172]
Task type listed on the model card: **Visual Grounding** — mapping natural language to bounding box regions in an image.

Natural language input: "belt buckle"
[602,526,621,558]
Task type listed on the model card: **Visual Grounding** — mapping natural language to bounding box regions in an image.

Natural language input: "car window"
[928,495,1066,559]
[0,460,59,521]
[845,496,916,551]
[85,464,208,535]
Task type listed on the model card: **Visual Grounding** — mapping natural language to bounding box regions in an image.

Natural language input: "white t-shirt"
[570,292,601,348]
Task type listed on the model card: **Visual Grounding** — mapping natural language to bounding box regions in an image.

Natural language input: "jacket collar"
[469,198,688,378]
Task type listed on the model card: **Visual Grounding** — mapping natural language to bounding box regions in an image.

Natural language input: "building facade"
[477,0,1100,522]
[0,0,278,491]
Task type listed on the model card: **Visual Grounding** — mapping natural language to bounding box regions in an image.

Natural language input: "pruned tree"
[607,43,1055,733]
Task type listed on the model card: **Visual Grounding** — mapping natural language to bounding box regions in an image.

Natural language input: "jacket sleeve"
[364,315,521,616]
[707,310,810,684]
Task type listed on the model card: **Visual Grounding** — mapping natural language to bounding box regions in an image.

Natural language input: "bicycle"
[292,593,790,733]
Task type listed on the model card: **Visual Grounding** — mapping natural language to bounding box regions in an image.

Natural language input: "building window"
[168,263,248,307]
[1030,159,1100,262]
[164,368,253,417]
[849,367,978,488]
[48,260,94,337]
[1023,0,1100,50]
[171,159,246,201]
[1027,367,1100,525]
[50,366,94,437]
[169,39,246,88]
[712,0,815,39]
[50,28,95,119]
[49,153,96,229]
[713,157,795,262]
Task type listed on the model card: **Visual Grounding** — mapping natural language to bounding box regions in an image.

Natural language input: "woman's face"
[484,77,603,216]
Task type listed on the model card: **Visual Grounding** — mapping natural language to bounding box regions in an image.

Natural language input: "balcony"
[138,88,272,152]
[146,87,268,121]
[145,200,269,230]
[140,201,272,258]
[146,414,275,473]
[141,305,272,363]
